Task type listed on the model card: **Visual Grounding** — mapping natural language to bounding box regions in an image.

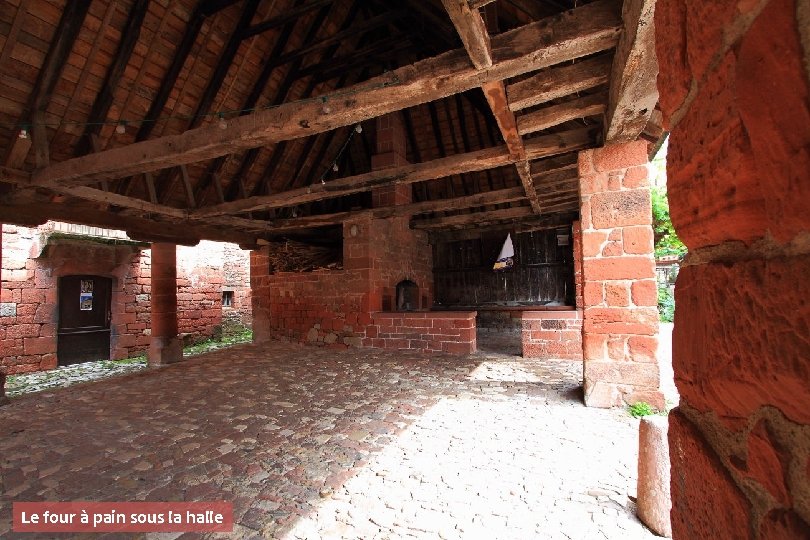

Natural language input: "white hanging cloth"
[493,233,514,271]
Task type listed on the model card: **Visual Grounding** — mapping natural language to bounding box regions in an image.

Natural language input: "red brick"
[583,257,655,281]
[583,281,603,306]
[442,342,473,355]
[581,231,608,257]
[631,280,658,307]
[605,283,629,307]
[622,226,654,254]
[627,336,658,363]
[590,190,652,229]
[591,141,648,172]
[622,166,649,189]
[23,337,55,355]
[584,307,659,336]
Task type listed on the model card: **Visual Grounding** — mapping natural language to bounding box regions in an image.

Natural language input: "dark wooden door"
[57,275,112,366]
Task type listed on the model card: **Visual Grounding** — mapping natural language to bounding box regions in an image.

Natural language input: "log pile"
[267,240,343,273]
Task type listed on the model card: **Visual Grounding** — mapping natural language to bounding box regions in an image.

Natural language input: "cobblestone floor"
[0,342,656,539]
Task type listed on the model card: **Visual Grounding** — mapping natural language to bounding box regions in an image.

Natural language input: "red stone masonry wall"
[578,142,663,409]
[366,312,476,355]
[2,227,251,372]
[521,310,582,360]
[657,0,810,537]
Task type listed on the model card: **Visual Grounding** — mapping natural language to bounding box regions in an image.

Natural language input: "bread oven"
[396,279,419,311]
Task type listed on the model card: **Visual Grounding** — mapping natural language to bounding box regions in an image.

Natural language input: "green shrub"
[658,286,675,323]
[628,401,657,418]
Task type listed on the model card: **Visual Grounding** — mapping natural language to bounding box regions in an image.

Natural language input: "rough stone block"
[589,190,652,229]
[637,416,672,537]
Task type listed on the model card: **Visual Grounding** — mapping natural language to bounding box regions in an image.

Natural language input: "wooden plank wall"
[432,228,574,307]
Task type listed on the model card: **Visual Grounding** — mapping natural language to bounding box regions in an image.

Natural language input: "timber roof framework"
[0,0,662,247]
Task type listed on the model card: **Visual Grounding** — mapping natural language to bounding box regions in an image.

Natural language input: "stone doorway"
[57,275,112,366]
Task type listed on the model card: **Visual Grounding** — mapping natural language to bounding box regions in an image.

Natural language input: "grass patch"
[628,401,659,418]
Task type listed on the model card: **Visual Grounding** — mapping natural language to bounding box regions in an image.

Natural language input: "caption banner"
[13,501,233,533]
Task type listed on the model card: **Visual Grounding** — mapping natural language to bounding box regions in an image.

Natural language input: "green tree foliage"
[651,187,687,258]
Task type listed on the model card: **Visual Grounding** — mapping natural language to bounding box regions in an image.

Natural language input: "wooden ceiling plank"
[75,0,150,157]
[192,126,595,217]
[34,0,621,187]
[516,92,607,136]
[605,0,658,143]
[155,0,262,204]
[2,1,90,166]
[0,0,32,72]
[507,55,612,111]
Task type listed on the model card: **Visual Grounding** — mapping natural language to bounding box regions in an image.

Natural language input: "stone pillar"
[249,246,272,344]
[578,142,663,409]
[657,0,810,537]
[0,224,7,406]
[148,243,182,366]
[637,416,672,537]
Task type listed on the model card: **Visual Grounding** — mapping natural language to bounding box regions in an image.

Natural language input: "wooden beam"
[429,212,576,241]
[440,0,493,69]
[0,202,254,246]
[243,186,527,233]
[605,0,658,143]
[192,126,595,217]
[412,206,534,229]
[507,55,612,111]
[0,0,30,71]
[481,81,524,158]
[144,173,158,203]
[32,111,49,169]
[36,0,621,187]
[4,133,32,169]
[516,92,607,135]
[515,160,541,212]
[468,0,497,9]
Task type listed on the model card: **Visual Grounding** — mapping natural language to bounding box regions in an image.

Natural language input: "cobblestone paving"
[0,342,655,539]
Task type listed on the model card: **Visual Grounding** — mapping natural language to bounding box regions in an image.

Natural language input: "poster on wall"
[80,279,94,311]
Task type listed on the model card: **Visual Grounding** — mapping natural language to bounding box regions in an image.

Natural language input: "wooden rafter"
[33,0,621,188]
[605,0,658,142]
[516,92,607,135]
[507,55,612,111]
[412,205,534,229]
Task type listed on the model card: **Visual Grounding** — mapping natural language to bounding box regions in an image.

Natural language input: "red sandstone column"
[249,246,272,344]
[657,0,810,537]
[148,243,182,366]
[578,141,663,409]
[0,224,7,405]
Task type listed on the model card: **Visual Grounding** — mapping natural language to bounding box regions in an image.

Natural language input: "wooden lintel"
[428,212,577,242]
[35,0,621,187]
[605,0,658,143]
[441,0,493,69]
[507,55,612,111]
[516,92,607,136]
[193,126,595,217]
[0,202,255,245]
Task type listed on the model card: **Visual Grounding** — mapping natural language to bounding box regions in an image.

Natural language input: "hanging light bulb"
[218,113,227,130]
[18,129,28,139]
[321,97,331,114]
[115,121,127,134]
[355,124,362,134]
[332,163,339,172]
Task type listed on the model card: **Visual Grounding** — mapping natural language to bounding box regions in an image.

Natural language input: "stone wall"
[657,0,810,537]
[1,225,251,373]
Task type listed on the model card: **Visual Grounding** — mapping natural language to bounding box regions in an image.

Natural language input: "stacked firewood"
[267,240,343,273]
